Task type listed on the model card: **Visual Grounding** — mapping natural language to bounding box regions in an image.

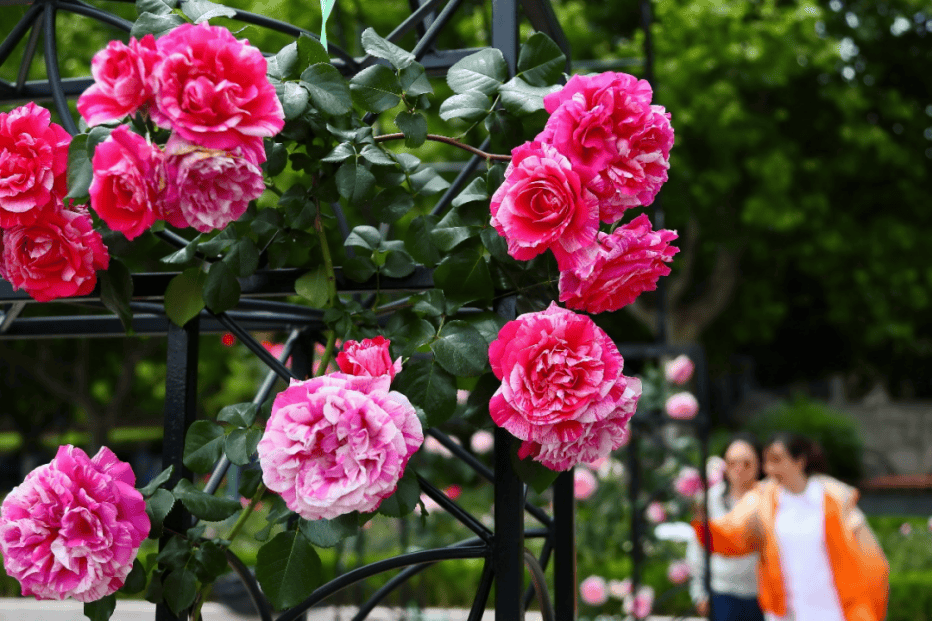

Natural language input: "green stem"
[313,199,339,377]
[373,133,512,162]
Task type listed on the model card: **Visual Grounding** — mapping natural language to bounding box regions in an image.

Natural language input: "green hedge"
[888,571,932,621]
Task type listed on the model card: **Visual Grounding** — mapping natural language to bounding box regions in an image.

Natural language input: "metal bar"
[42,1,78,136]
[522,536,553,609]
[0,302,26,334]
[417,474,493,542]
[493,427,524,621]
[14,15,41,94]
[57,0,133,32]
[157,316,200,621]
[410,0,467,61]
[0,77,94,105]
[491,0,518,75]
[0,314,308,339]
[553,470,576,621]
[0,3,43,68]
[518,0,571,68]
[225,549,274,621]
[211,312,297,383]
[466,558,495,621]
[430,137,490,217]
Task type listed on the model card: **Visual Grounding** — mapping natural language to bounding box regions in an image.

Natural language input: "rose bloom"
[706,455,726,488]
[0,102,71,227]
[665,392,699,420]
[77,35,160,126]
[674,466,703,497]
[539,71,674,222]
[667,560,691,584]
[489,141,598,269]
[609,578,632,600]
[422,435,458,458]
[664,354,695,385]
[645,501,666,524]
[0,445,149,602]
[579,575,608,607]
[900,523,913,536]
[559,213,678,314]
[337,336,402,380]
[573,467,598,500]
[89,126,165,240]
[624,586,655,619]
[161,135,265,233]
[1,203,110,302]
[152,23,284,149]
[470,430,494,455]
[258,374,423,520]
[261,341,293,368]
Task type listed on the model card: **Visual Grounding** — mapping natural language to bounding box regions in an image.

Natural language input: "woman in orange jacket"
[693,432,889,621]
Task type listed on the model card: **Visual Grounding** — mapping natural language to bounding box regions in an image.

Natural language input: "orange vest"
[693,478,889,621]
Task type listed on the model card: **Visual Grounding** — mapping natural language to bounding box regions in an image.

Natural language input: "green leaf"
[393,357,457,426]
[203,261,240,314]
[394,111,428,148]
[463,312,508,349]
[350,64,402,113]
[66,134,92,200]
[429,225,480,252]
[400,64,433,97]
[385,310,436,356]
[121,559,148,594]
[301,63,352,116]
[322,142,356,163]
[180,0,236,23]
[361,28,415,70]
[404,215,441,266]
[99,259,134,334]
[408,168,450,196]
[447,48,508,96]
[86,125,114,157]
[359,144,397,167]
[238,468,263,498]
[144,567,164,604]
[264,141,288,176]
[336,158,376,204]
[160,234,203,265]
[256,531,322,610]
[499,77,560,116]
[410,290,446,317]
[295,265,332,308]
[278,82,309,121]
[139,465,174,497]
[217,402,260,429]
[485,110,523,154]
[131,12,186,39]
[268,42,298,80]
[380,249,416,278]
[196,228,235,256]
[223,239,260,278]
[250,208,284,237]
[481,226,510,262]
[462,372,500,423]
[345,225,382,251]
[156,535,192,570]
[439,91,491,123]
[297,32,330,67]
[163,568,197,617]
[371,187,414,223]
[512,441,560,494]
[145,488,175,538]
[224,428,263,466]
[136,0,173,16]
[451,177,489,208]
[299,514,359,548]
[433,241,494,306]
[430,320,489,376]
[516,32,567,87]
[182,420,224,473]
[173,479,241,522]
[192,541,229,582]
[377,469,420,517]
[84,594,116,621]
[164,268,206,327]
[343,256,377,282]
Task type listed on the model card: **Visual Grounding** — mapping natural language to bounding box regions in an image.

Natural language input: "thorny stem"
[374,133,512,162]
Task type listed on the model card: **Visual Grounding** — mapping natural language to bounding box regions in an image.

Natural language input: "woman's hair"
[721,432,764,499]
[766,431,828,475]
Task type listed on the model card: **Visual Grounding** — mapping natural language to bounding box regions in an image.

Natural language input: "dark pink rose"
[1,203,110,302]
[0,445,149,602]
[0,103,71,227]
[558,213,679,314]
[152,23,284,149]
[337,336,402,380]
[161,135,265,233]
[664,354,695,385]
[77,35,160,126]
[539,71,674,222]
[490,141,598,268]
[89,126,165,240]
[489,303,640,471]
[580,575,608,606]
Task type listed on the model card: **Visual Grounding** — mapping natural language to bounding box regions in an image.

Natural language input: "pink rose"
[665,392,699,420]
[928,516,932,533]
[706,456,726,488]
[609,578,632,600]
[664,354,695,385]
[470,430,494,455]
[422,435,455,458]
[645,501,666,524]
[1,203,110,302]
[0,445,149,602]
[89,126,165,240]
[900,523,913,536]
[261,341,293,368]
[77,35,160,126]
[336,336,402,380]
[574,467,598,500]
[540,71,674,222]
[152,23,284,148]
[257,373,423,520]
[667,560,691,584]
[674,466,703,497]
[161,135,265,233]
[580,575,608,606]
[0,103,71,227]
[489,141,598,269]
[558,213,679,314]
[624,586,655,619]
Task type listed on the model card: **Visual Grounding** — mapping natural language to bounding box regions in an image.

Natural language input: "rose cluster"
[78,23,284,238]
[490,72,678,314]
[0,103,110,302]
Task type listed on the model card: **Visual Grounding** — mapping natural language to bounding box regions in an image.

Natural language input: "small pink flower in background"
[261,341,293,368]
[257,374,423,520]
[574,467,598,500]
[609,578,632,600]
[443,484,462,500]
[596,458,625,480]
[580,575,608,606]
[645,501,666,524]
[667,559,691,584]
[587,456,608,470]
[706,455,726,488]
[0,445,149,602]
[664,354,695,385]
[151,23,283,148]
[77,35,160,126]
[418,493,442,515]
[89,126,165,240]
[1,203,110,302]
[674,466,703,498]
[470,430,494,454]
[456,389,470,405]
[489,303,640,471]
[422,435,459,458]
[665,392,699,420]
[336,336,402,380]
[928,516,932,532]
[558,214,679,314]
[0,102,71,227]
[900,522,913,536]
[624,586,655,619]
[489,141,598,269]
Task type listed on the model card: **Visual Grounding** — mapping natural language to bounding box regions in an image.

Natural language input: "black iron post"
[553,470,576,620]
[494,427,525,621]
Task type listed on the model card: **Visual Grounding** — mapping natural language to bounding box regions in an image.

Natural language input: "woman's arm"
[692,488,762,556]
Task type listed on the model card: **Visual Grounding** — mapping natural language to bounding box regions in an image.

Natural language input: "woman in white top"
[687,433,765,621]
